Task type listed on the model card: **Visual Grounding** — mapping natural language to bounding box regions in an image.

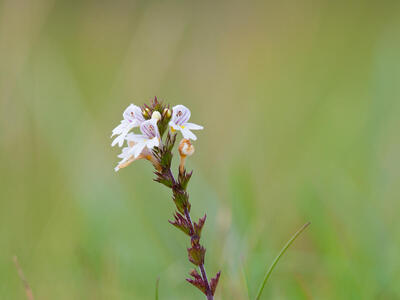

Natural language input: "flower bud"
[179,139,194,174]
[151,110,162,122]
[179,139,195,157]
[143,107,151,118]
[163,107,172,118]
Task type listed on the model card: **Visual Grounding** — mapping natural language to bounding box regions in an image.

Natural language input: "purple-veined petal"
[172,105,191,126]
[123,104,145,123]
[140,119,160,139]
[184,122,203,130]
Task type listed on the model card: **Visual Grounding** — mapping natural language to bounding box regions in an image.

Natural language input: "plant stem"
[184,208,213,300]
[199,264,213,300]
[157,133,215,300]
[255,222,311,300]
[168,166,213,300]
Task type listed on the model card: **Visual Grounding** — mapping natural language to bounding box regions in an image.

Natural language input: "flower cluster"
[111,99,203,172]
[110,98,219,300]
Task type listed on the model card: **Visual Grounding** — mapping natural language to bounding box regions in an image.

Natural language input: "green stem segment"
[255,222,311,300]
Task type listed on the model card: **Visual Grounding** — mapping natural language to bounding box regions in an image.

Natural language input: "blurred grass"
[1,0,400,299]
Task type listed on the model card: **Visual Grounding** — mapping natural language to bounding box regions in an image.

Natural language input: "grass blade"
[255,222,311,300]
[155,277,160,300]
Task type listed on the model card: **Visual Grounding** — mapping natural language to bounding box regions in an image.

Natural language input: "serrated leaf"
[187,269,207,295]
[172,189,189,214]
[194,214,206,238]
[210,271,221,296]
[169,212,191,236]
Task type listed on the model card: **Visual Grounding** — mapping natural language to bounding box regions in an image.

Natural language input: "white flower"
[169,105,203,140]
[114,143,139,172]
[114,119,160,171]
[114,143,157,172]
[111,104,145,147]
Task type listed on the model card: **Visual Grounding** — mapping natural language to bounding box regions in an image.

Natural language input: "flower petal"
[111,120,126,137]
[115,153,136,171]
[111,134,125,147]
[115,150,133,168]
[169,121,181,131]
[132,142,146,158]
[172,105,191,126]
[184,122,203,130]
[127,133,147,143]
[181,127,197,140]
[111,121,136,147]
[146,136,160,149]
[140,119,160,139]
[117,146,132,158]
[123,104,145,123]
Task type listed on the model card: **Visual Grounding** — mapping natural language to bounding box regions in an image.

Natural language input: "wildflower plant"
[111,97,219,299]
[110,97,310,300]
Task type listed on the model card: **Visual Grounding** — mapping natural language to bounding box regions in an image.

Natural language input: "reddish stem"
[184,208,213,300]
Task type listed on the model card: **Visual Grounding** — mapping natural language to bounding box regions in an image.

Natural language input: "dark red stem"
[184,208,213,300]
[167,166,213,300]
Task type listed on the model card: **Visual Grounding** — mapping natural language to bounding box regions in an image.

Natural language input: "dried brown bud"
[179,139,195,157]
[179,139,195,174]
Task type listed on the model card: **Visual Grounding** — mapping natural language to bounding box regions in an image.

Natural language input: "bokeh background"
[1,0,400,299]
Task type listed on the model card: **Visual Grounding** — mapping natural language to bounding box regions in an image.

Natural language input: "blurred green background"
[1,0,400,299]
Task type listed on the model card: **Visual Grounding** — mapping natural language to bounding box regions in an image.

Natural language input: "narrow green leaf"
[155,277,160,300]
[240,257,251,300]
[255,222,311,300]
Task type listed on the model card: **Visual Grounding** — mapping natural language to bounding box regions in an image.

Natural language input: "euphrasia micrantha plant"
[111,97,220,300]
